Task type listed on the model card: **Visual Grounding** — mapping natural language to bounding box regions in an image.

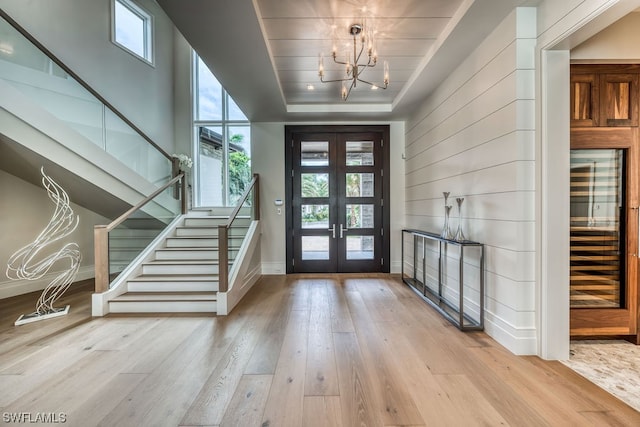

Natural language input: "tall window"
[112,0,154,64]
[194,54,251,207]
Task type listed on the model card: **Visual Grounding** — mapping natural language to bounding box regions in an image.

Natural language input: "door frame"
[284,125,390,274]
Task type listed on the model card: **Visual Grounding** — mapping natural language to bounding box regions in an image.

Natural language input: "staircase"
[108,212,249,313]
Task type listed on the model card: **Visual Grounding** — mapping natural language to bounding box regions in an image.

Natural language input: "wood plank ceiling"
[157,0,536,121]
[256,0,464,105]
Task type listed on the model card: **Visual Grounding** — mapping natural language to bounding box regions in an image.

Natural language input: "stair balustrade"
[94,173,187,293]
[0,11,174,186]
[218,174,260,292]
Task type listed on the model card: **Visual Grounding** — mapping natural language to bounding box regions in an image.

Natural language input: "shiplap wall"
[404,8,537,354]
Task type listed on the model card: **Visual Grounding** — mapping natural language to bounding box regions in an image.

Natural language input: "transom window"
[112,0,153,64]
[193,54,251,207]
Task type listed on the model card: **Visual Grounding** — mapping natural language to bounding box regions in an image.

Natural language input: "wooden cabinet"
[571,66,639,128]
[571,73,599,126]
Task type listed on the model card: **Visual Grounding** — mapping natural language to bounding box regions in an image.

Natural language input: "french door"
[570,128,639,336]
[285,126,390,273]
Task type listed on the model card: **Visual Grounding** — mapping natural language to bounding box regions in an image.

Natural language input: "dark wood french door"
[285,126,390,273]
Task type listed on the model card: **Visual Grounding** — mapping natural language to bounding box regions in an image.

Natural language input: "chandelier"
[318,23,389,101]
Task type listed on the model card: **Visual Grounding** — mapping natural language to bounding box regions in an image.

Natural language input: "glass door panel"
[302,236,330,260]
[345,173,375,197]
[301,204,329,229]
[570,149,623,308]
[346,140,374,165]
[301,141,329,166]
[346,236,375,260]
[301,173,329,197]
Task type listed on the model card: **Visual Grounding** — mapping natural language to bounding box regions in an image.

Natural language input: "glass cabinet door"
[570,149,624,308]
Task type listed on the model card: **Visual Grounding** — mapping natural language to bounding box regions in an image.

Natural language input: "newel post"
[181,173,187,214]
[94,225,110,293]
[218,225,229,292]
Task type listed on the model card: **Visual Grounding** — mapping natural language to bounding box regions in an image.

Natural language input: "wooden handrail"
[218,174,259,292]
[94,173,186,292]
[105,173,185,232]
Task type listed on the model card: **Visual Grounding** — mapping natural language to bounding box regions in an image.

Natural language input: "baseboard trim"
[0,265,94,300]
[262,262,286,275]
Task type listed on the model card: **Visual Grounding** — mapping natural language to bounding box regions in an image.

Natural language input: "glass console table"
[401,229,484,331]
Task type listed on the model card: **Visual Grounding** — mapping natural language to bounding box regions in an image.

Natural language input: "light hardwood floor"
[1,274,639,426]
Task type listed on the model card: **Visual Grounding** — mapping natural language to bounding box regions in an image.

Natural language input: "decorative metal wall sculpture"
[6,167,81,325]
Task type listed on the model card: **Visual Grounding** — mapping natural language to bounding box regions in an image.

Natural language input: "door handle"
[340,224,348,239]
[328,224,336,239]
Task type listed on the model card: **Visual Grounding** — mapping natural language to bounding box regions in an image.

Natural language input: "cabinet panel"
[571,74,599,127]
[600,73,638,127]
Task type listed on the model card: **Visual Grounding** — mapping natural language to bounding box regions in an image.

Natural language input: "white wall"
[0,170,109,298]
[404,8,537,355]
[571,11,640,61]
[252,121,405,275]
[0,0,177,153]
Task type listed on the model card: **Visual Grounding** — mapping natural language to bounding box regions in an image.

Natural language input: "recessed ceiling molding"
[392,0,474,109]
[287,103,393,114]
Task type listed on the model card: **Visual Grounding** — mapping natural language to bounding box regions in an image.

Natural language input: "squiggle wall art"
[6,167,82,325]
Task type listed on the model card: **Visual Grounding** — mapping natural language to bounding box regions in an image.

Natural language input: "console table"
[401,229,484,331]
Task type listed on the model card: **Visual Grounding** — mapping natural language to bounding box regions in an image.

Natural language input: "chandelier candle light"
[318,23,389,100]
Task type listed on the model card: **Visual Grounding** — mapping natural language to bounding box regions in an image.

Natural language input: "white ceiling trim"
[392,0,474,110]
[252,0,287,108]
[287,103,393,114]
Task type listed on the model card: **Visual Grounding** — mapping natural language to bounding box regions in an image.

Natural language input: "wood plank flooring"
[1,275,639,426]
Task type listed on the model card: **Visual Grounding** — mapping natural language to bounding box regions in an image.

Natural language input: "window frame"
[192,52,251,207]
[111,0,154,65]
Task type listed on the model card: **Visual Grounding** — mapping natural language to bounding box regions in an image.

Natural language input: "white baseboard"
[0,265,94,299]
[262,262,286,275]
[390,260,403,274]
[483,311,538,356]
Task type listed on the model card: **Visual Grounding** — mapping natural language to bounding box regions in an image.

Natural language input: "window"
[112,0,153,64]
[193,54,251,207]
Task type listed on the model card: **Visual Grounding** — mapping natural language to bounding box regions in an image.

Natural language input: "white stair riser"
[166,238,216,248]
[109,300,216,313]
[155,250,238,261]
[184,217,251,227]
[156,249,218,260]
[128,281,219,292]
[142,263,219,275]
[175,227,248,237]
[166,237,244,248]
